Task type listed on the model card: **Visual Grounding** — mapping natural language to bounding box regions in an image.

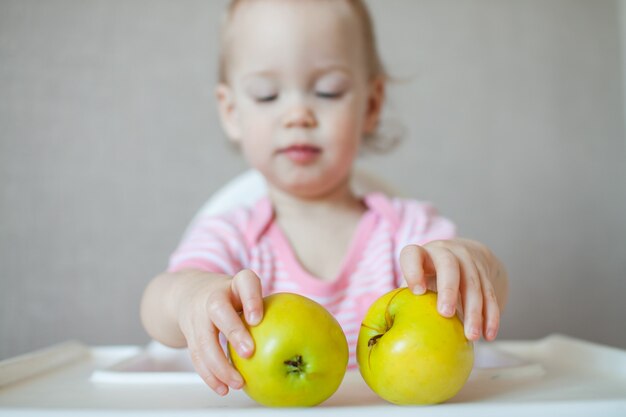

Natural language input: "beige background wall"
[1,0,625,359]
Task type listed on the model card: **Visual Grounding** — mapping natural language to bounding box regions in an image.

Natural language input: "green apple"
[357,288,474,405]
[228,292,348,407]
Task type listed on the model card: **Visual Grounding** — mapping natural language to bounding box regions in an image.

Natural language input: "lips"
[277,144,322,164]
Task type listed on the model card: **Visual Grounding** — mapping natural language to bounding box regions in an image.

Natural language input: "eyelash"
[254,91,343,103]
[316,91,343,99]
[256,95,278,103]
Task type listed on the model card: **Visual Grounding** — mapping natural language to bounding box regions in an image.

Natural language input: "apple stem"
[361,323,385,333]
[368,334,383,347]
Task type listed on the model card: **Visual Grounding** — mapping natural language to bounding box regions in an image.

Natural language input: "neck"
[267,176,364,220]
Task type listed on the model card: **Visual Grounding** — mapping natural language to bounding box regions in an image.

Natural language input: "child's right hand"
[176,269,264,396]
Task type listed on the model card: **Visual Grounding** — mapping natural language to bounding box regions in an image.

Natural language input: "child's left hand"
[399,238,508,342]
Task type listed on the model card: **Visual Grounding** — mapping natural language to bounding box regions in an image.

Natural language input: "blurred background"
[1,0,625,360]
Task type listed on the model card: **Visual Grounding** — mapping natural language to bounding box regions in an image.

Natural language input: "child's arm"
[140,269,264,396]
[399,238,509,342]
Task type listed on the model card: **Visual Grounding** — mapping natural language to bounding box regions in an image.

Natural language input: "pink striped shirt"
[167,192,456,369]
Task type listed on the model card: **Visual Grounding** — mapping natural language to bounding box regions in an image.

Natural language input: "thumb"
[231,269,264,326]
[399,244,431,294]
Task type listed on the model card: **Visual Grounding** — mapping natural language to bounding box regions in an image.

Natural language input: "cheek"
[324,101,365,147]
[239,103,271,130]
[235,107,276,167]
[239,106,275,143]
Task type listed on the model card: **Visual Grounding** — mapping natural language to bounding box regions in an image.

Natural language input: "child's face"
[217,0,384,198]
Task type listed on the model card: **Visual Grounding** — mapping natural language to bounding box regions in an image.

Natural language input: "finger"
[203,325,245,390]
[400,245,428,294]
[231,269,264,326]
[455,254,483,341]
[185,322,230,395]
[207,293,255,358]
[468,247,501,340]
[426,245,460,317]
[189,351,228,396]
[481,275,500,341]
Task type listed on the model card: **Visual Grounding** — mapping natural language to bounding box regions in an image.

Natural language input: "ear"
[363,76,386,135]
[216,83,243,143]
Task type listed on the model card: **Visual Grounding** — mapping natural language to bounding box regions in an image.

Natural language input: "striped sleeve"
[392,198,457,285]
[393,198,457,248]
[167,209,250,275]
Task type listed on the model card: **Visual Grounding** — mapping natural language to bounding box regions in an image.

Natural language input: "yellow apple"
[228,292,348,407]
[357,288,474,405]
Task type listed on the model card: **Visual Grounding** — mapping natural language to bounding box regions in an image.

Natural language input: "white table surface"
[0,334,625,416]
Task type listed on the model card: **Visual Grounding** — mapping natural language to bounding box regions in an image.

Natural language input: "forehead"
[225,0,366,77]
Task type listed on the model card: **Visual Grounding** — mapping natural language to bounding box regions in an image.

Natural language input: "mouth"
[277,144,322,164]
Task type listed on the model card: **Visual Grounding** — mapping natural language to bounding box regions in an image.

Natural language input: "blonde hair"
[218,0,387,83]
[217,0,401,153]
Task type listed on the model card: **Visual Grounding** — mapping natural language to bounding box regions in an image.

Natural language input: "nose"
[283,105,318,129]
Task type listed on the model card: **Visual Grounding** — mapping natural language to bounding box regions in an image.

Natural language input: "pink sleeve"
[392,199,457,286]
[166,210,249,276]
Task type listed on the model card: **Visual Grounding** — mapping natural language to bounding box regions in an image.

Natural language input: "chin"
[280,181,333,199]
[270,172,351,199]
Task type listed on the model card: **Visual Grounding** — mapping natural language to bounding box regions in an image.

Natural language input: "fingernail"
[248,311,260,326]
[231,375,244,389]
[487,328,497,340]
[216,385,228,396]
[238,341,253,356]
[439,303,454,317]
[467,327,480,340]
[412,284,426,295]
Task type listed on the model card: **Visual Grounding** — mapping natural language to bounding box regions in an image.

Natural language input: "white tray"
[1,334,625,416]
[90,339,545,384]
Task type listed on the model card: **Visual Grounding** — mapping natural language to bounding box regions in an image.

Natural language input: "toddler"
[141,0,509,397]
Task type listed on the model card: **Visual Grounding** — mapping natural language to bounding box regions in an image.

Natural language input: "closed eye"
[256,94,278,103]
[316,91,343,99]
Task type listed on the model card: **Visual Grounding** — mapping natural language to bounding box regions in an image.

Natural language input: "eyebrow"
[311,63,353,76]
[242,63,353,80]
[242,69,277,79]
